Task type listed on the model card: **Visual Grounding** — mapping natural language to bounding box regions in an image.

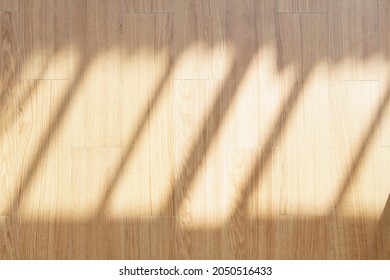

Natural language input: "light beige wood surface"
[329,0,378,80]
[0,0,389,259]
[278,0,327,12]
[379,0,390,147]
[277,216,329,259]
[0,11,18,216]
[70,0,122,147]
[173,0,225,80]
[278,13,331,215]
[0,216,16,259]
[20,0,69,79]
[17,80,71,220]
[121,0,173,13]
[0,0,18,11]
[381,194,390,259]
[328,81,387,259]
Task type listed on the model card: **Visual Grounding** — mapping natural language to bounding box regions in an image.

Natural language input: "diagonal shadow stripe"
[95,60,175,217]
[379,194,390,259]
[229,76,306,220]
[5,56,90,216]
[332,86,390,214]
[160,54,254,216]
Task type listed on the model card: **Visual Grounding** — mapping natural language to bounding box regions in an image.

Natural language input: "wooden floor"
[1,0,389,259]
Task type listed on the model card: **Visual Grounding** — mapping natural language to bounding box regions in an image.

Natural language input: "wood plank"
[113,13,174,216]
[277,216,329,259]
[16,218,174,259]
[226,149,253,260]
[172,80,228,223]
[70,219,124,259]
[68,148,126,259]
[70,0,122,147]
[0,11,18,216]
[329,0,378,80]
[224,0,279,149]
[20,0,69,79]
[224,0,258,148]
[378,149,390,259]
[380,194,390,259]
[172,80,237,259]
[329,81,386,218]
[278,0,327,12]
[0,216,16,259]
[249,219,276,259]
[16,80,72,259]
[208,1,279,259]
[173,0,225,79]
[121,0,173,13]
[0,0,18,10]
[329,216,381,259]
[17,80,71,220]
[379,0,390,147]
[18,220,74,259]
[328,81,388,259]
[246,142,280,233]
[229,148,279,259]
[251,0,279,149]
[123,217,174,259]
[125,14,173,216]
[174,219,232,259]
[131,217,175,260]
[71,148,122,218]
[222,0,279,149]
[278,13,332,215]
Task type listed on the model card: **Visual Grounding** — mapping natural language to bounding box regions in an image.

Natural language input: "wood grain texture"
[0,217,16,259]
[329,0,378,80]
[173,0,225,79]
[225,0,280,149]
[277,216,329,259]
[118,13,174,216]
[70,0,122,147]
[121,0,173,13]
[379,0,390,147]
[380,194,390,259]
[125,217,174,259]
[175,219,232,259]
[0,11,18,216]
[328,81,388,259]
[18,221,73,259]
[329,216,381,259]
[17,80,71,219]
[278,13,332,215]
[226,6,279,150]
[0,0,18,10]
[225,0,258,147]
[277,0,327,12]
[1,0,389,260]
[172,80,228,224]
[228,0,278,149]
[71,148,122,218]
[20,0,69,79]
[232,148,279,259]
[328,82,387,218]
[172,79,241,259]
[378,149,390,259]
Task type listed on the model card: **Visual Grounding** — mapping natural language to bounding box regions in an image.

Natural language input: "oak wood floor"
[0,0,389,259]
